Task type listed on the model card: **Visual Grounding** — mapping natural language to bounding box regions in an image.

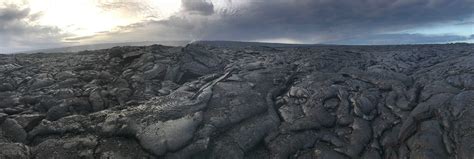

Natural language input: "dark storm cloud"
[206,0,474,42]
[456,21,474,25]
[0,4,67,53]
[181,0,214,15]
[102,0,474,44]
[0,5,29,22]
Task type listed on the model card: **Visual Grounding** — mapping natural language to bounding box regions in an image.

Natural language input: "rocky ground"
[0,43,473,159]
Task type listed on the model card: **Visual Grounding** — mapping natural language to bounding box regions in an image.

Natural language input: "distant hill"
[17,41,191,54]
[14,40,471,54]
[193,40,318,48]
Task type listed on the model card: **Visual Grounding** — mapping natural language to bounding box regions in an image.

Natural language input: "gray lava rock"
[136,112,203,156]
[95,137,154,159]
[29,78,55,90]
[89,89,105,112]
[144,64,167,80]
[46,105,70,121]
[32,135,98,159]
[11,114,45,131]
[0,113,7,124]
[0,143,31,159]
[0,83,14,92]
[55,71,77,81]
[0,118,27,143]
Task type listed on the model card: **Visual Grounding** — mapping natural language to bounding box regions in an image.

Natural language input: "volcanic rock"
[0,43,472,158]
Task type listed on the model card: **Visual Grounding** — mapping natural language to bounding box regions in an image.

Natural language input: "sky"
[0,0,473,53]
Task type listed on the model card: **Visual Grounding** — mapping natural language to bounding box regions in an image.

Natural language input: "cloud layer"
[1,0,473,53]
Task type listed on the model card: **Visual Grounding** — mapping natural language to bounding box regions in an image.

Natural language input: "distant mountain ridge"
[13,41,317,54]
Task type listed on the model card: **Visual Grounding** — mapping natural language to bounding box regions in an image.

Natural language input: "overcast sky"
[1,0,473,53]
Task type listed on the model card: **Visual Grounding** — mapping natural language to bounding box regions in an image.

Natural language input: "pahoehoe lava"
[0,43,473,159]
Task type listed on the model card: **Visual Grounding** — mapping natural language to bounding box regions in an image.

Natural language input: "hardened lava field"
[0,43,473,159]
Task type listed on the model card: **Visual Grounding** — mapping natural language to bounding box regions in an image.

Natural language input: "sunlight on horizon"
[5,0,182,40]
